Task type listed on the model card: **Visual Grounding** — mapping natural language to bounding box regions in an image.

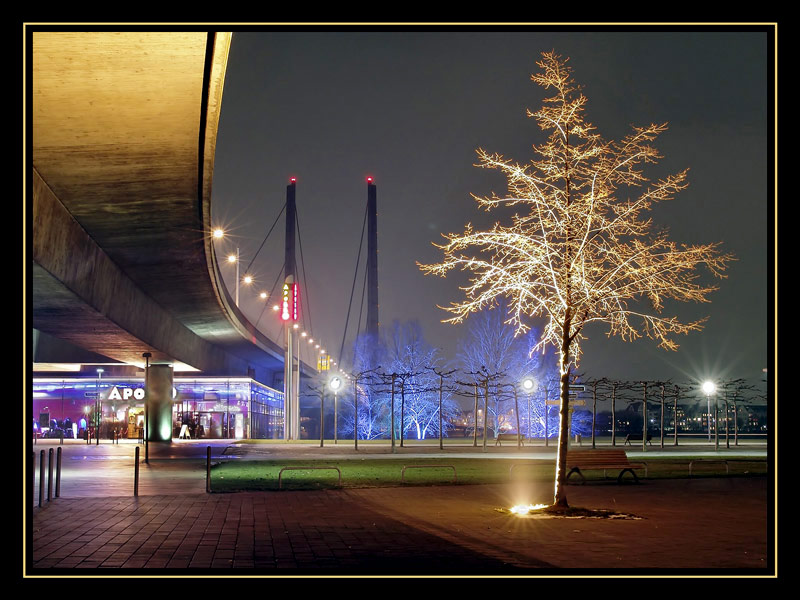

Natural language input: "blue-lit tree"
[338,331,389,440]
[457,300,559,438]
[385,320,459,440]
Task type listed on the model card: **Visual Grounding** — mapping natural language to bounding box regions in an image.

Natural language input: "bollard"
[38,450,44,507]
[134,446,139,497]
[55,446,62,498]
[206,446,211,493]
[47,448,54,501]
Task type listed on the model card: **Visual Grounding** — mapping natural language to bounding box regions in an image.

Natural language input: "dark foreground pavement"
[28,475,771,576]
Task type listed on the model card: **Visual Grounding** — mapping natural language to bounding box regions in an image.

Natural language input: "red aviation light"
[366,176,373,184]
[289,177,297,184]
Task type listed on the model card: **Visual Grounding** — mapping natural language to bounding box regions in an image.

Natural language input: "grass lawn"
[208,456,768,492]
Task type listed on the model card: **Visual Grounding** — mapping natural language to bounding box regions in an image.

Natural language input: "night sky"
[210,28,771,389]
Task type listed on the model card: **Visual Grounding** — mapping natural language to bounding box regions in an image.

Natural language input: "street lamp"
[702,381,716,444]
[522,378,535,443]
[330,375,342,445]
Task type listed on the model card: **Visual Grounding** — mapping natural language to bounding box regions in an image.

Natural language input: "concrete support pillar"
[146,364,174,442]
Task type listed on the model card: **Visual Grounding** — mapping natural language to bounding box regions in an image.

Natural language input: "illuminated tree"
[385,320,458,440]
[419,51,732,508]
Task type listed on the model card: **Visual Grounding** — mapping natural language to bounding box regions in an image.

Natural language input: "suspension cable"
[295,207,313,340]
[337,201,368,367]
[245,202,286,274]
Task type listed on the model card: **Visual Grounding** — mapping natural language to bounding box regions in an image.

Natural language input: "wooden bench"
[565,449,644,484]
[495,433,524,446]
[623,433,652,446]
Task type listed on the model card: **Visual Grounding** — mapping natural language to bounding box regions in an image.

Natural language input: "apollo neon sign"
[105,386,178,400]
[107,386,146,401]
[281,282,299,321]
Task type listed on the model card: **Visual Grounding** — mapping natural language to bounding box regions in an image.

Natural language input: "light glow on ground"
[509,503,549,515]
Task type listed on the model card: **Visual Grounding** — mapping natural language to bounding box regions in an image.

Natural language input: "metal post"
[143,352,151,464]
[674,386,679,446]
[591,382,597,449]
[472,383,478,448]
[134,446,140,497]
[47,448,53,502]
[527,391,531,444]
[438,374,443,451]
[545,406,549,447]
[354,377,359,451]
[642,382,648,452]
[513,385,521,447]
[39,450,44,507]
[400,379,405,448]
[206,446,211,493]
[235,247,240,306]
[55,446,62,498]
[482,379,489,453]
[714,396,719,452]
[724,391,730,449]
[334,391,338,445]
[390,374,396,453]
[660,384,665,449]
[319,389,324,448]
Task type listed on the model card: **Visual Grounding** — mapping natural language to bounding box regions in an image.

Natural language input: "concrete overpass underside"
[30,31,296,387]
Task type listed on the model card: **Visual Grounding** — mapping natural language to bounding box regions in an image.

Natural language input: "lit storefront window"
[32,377,284,440]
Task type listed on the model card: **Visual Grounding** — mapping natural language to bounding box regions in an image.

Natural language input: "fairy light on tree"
[418,51,732,509]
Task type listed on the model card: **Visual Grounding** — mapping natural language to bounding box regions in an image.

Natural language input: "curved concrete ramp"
[31,32,287,381]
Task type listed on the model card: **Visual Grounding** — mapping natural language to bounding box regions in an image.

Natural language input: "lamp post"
[227,249,240,306]
[702,381,716,445]
[96,368,103,446]
[330,375,342,445]
[391,374,397,454]
[512,382,522,448]
[522,378,534,443]
[353,374,359,451]
[143,353,151,463]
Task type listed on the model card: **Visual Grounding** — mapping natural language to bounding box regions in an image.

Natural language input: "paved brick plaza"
[29,472,771,575]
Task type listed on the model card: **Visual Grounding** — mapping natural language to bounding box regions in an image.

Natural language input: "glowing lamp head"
[702,381,716,395]
[212,228,224,239]
[522,378,534,391]
[243,275,253,285]
[260,292,268,299]
[330,376,342,391]
[227,254,237,263]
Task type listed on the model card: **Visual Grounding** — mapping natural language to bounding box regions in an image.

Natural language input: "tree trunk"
[553,324,571,508]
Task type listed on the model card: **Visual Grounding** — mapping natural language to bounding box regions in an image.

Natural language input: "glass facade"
[32,377,284,440]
